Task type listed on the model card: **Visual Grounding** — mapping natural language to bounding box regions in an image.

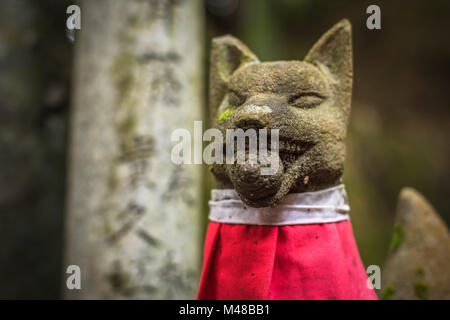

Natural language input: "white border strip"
[209,185,350,226]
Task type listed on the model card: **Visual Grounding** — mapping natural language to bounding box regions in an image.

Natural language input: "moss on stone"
[380,284,396,300]
[217,108,236,123]
[118,113,137,141]
[414,280,428,300]
[331,47,345,72]
[110,51,139,153]
[415,266,425,275]
[217,46,234,77]
[110,52,135,105]
[107,165,118,191]
[389,222,405,252]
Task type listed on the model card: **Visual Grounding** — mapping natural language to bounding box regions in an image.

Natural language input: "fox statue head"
[209,19,353,207]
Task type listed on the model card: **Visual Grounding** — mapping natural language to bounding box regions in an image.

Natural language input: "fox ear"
[305,19,353,114]
[209,35,259,119]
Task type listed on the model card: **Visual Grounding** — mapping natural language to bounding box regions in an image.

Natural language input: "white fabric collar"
[209,184,350,226]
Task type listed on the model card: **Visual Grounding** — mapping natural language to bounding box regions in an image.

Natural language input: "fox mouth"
[219,135,315,206]
[277,138,313,169]
[222,137,313,171]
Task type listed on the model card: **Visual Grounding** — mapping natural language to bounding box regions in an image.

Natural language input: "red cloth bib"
[197,220,377,300]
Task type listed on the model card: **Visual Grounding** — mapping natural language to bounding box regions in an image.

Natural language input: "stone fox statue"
[197,20,378,299]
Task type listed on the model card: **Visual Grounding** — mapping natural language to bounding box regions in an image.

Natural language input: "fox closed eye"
[228,91,246,106]
[289,92,326,109]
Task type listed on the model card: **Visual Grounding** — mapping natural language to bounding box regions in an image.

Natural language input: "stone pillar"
[65,0,204,299]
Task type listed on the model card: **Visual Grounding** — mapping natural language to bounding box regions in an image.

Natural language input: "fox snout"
[231,95,284,130]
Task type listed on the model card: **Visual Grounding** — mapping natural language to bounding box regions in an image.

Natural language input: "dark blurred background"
[0,0,449,298]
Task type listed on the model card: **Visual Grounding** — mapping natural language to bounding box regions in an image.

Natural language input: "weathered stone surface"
[209,20,353,207]
[381,188,450,299]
